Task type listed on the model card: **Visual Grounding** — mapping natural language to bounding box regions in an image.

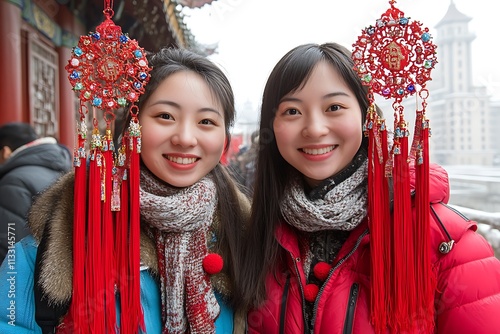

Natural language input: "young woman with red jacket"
[237,43,500,333]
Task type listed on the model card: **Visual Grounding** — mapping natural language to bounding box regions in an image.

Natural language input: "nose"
[301,113,328,138]
[170,122,197,147]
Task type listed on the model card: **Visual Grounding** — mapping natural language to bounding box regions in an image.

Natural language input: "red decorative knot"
[65,17,151,111]
[304,283,319,303]
[313,262,332,282]
[352,4,437,102]
[202,253,224,275]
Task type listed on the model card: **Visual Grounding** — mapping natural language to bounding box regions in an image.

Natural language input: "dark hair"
[118,47,235,151]
[238,43,376,308]
[118,47,245,307]
[0,122,38,151]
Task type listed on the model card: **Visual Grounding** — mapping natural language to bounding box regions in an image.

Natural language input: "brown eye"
[285,108,300,115]
[160,113,173,120]
[328,105,341,112]
[200,119,215,125]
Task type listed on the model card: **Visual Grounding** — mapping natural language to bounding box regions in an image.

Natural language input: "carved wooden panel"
[27,33,59,139]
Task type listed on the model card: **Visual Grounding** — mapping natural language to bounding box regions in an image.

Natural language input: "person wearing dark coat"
[0,122,72,265]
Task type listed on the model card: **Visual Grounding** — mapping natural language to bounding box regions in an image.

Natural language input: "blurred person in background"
[228,130,259,198]
[0,122,71,265]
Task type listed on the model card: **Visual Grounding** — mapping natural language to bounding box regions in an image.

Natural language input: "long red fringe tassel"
[391,119,416,333]
[68,127,87,333]
[127,119,145,333]
[87,133,105,333]
[368,103,436,333]
[118,174,130,333]
[367,108,391,333]
[115,139,130,334]
[102,131,117,333]
[380,121,391,315]
[67,118,145,333]
[414,116,435,332]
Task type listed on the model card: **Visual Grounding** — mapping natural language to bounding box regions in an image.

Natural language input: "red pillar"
[0,0,23,124]
[57,46,76,149]
[56,5,81,150]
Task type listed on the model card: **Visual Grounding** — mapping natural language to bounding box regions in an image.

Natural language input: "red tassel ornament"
[413,102,435,332]
[68,116,87,329]
[64,2,151,333]
[102,126,117,333]
[352,1,438,332]
[87,126,105,332]
[127,115,146,333]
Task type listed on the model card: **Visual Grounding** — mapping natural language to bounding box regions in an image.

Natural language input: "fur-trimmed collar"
[28,172,251,307]
[28,172,159,305]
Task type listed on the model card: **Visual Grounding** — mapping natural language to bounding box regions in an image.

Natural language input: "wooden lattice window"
[27,34,59,138]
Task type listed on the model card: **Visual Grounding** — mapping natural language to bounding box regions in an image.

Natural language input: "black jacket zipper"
[311,229,368,331]
[343,283,359,334]
[279,273,291,334]
[289,252,309,334]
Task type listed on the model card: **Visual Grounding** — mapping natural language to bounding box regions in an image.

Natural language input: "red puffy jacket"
[247,165,500,333]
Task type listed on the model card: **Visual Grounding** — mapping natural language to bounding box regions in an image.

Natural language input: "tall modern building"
[428,1,500,166]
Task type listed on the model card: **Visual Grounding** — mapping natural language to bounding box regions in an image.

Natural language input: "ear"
[1,146,12,160]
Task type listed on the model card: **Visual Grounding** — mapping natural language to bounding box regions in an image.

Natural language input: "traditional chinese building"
[428,1,499,166]
[0,0,214,149]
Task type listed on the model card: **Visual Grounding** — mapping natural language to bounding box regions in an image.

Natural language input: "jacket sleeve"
[434,215,500,331]
[0,182,33,264]
[0,235,42,333]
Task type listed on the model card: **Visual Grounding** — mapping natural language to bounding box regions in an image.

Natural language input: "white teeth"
[302,146,335,155]
[167,156,197,164]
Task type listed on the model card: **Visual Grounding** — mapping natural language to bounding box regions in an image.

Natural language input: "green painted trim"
[21,0,62,46]
[5,0,23,9]
[61,29,79,49]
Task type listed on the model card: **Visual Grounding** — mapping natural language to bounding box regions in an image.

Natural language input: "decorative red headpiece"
[352,1,437,332]
[64,2,151,333]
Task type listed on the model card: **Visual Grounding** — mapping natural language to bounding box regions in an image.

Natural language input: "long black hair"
[118,47,247,307]
[237,43,374,308]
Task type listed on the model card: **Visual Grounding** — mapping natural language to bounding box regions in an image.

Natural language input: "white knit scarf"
[281,160,368,232]
[140,168,219,334]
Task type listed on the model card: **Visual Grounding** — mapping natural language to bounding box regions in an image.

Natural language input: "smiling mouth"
[165,155,198,164]
[301,145,336,155]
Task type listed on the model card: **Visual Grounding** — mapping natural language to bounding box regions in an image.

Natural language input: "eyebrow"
[280,91,350,103]
[149,100,223,118]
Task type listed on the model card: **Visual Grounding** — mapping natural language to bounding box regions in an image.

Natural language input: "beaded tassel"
[352,1,438,332]
[68,118,87,332]
[127,116,145,333]
[64,2,150,332]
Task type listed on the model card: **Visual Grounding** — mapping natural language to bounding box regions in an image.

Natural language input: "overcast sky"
[182,0,499,125]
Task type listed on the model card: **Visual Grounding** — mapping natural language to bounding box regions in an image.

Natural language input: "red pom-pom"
[304,283,319,302]
[313,261,331,281]
[202,253,224,275]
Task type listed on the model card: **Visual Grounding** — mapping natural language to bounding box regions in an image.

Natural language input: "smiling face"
[273,60,363,188]
[138,70,226,187]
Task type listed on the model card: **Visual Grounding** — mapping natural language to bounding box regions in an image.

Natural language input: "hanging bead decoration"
[64,3,151,334]
[352,1,437,333]
[352,5,436,102]
[66,12,150,111]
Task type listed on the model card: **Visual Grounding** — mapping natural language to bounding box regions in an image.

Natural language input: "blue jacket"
[0,139,72,264]
[0,171,243,333]
[0,235,234,333]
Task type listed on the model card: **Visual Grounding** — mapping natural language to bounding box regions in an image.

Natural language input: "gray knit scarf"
[281,160,368,232]
[140,168,219,334]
